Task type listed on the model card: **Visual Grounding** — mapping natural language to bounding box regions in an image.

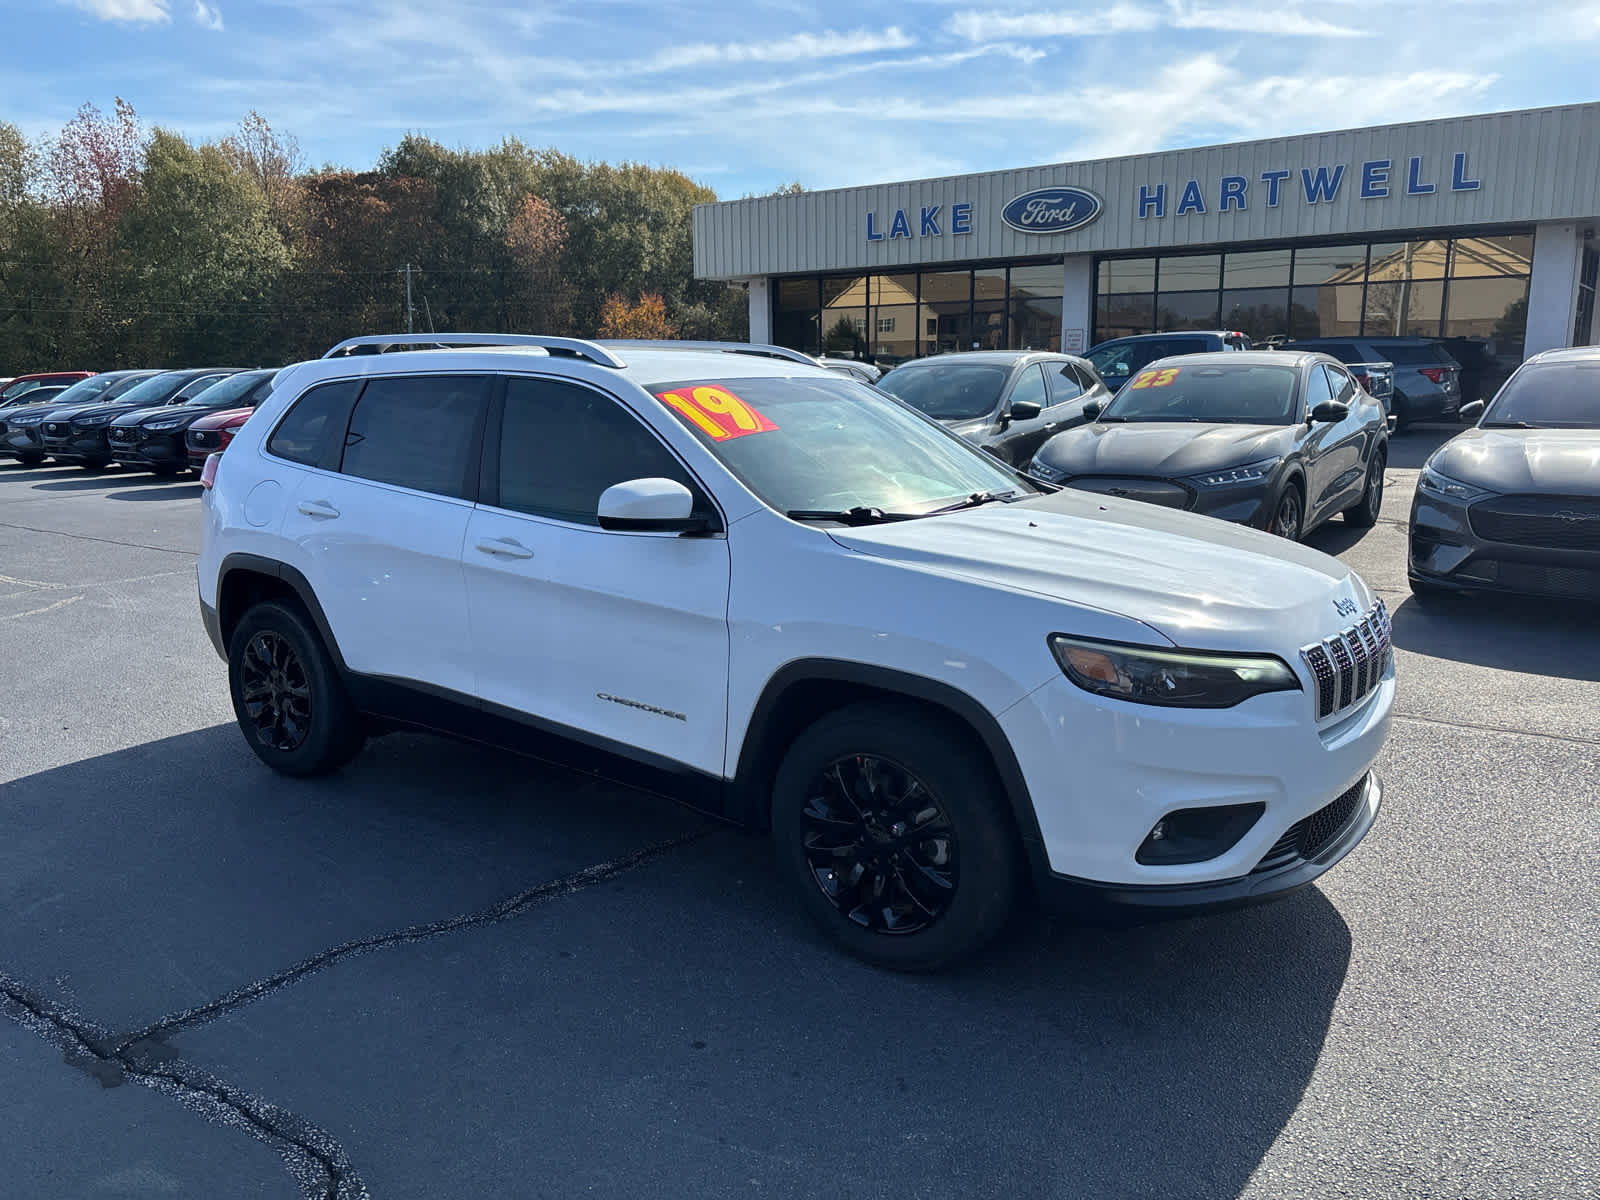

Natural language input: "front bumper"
[1037,772,1380,915]
[1409,490,1600,600]
[109,432,188,469]
[997,661,1393,898]
[41,431,109,461]
[2,426,47,457]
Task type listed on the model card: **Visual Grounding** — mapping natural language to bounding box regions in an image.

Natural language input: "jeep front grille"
[1300,599,1391,721]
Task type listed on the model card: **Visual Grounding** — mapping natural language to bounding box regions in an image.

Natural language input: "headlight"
[1190,457,1281,488]
[1048,634,1301,708]
[1418,466,1494,503]
[74,413,110,427]
[1027,459,1066,483]
[143,420,183,431]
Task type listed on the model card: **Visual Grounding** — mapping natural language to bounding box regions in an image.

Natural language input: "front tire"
[16,451,45,466]
[1345,447,1386,528]
[1269,481,1304,541]
[770,703,1019,971]
[228,601,365,776]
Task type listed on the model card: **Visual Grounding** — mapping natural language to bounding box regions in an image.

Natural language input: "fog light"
[1136,803,1265,865]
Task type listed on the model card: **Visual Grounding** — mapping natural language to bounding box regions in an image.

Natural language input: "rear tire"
[770,703,1019,971]
[228,601,365,777]
[1344,448,1386,528]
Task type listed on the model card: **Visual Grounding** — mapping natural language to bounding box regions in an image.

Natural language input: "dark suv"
[109,368,276,475]
[1083,331,1251,393]
[876,350,1113,466]
[42,368,240,468]
[1,371,159,464]
[1289,337,1461,429]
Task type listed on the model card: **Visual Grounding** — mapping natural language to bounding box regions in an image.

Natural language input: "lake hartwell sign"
[860,152,1484,241]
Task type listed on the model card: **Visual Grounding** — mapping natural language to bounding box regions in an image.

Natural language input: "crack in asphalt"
[113,826,715,1051]
[1393,710,1600,747]
[0,519,197,557]
[0,826,714,1199]
[0,974,366,1200]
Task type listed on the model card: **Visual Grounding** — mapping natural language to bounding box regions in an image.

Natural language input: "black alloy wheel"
[799,754,959,936]
[1270,486,1303,540]
[227,600,365,776]
[1346,448,1386,528]
[771,703,1019,970]
[239,630,313,752]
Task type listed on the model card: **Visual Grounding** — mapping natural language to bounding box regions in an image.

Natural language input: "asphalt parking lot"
[2,432,1596,1200]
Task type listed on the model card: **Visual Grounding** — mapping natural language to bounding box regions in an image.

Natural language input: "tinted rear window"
[1381,344,1449,365]
[267,380,362,467]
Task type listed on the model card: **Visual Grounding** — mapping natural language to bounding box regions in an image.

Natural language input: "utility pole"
[404,263,415,333]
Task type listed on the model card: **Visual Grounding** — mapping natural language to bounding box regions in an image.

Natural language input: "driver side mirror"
[1008,399,1044,422]
[597,477,711,534]
[1458,400,1485,422]
[1082,400,1103,420]
[1309,400,1349,424]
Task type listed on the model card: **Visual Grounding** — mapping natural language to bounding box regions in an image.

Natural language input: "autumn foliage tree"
[0,102,754,372]
[597,292,676,339]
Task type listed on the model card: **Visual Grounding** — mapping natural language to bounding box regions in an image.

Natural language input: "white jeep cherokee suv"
[198,334,1393,969]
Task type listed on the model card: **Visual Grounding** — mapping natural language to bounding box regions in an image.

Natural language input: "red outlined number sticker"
[1130,367,1180,389]
[654,384,779,441]
[1132,366,1184,390]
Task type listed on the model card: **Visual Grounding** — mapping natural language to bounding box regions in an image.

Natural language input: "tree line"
[0,101,751,372]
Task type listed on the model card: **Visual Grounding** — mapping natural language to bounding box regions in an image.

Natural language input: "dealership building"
[692,103,1599,368]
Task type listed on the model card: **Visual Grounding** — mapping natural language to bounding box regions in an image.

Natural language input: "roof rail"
[594,339,820,367]
[321,333,627,369]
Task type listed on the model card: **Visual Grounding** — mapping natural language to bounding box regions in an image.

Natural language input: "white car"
[197,334,1392,969]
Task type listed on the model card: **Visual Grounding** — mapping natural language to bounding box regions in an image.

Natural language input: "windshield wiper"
[1481,420,1535,429]
[922,490,1019,517]
[785,506,912,525]
[1097,415,1129,422]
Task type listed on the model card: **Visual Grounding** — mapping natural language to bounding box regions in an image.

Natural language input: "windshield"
[8,375,112,407]
[876,361,1011,421]
[182,370,271,407]
[1481,364,1600,429]
[1,380,44,401]
[1100,363,1300,425]
[106,371,190,408]
[646,374,1034,516]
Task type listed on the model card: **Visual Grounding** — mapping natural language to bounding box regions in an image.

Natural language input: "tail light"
[200,452,222,490]
[1418,367,1449,384]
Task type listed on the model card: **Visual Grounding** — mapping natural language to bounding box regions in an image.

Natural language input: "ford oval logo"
[1001,186,1103,235]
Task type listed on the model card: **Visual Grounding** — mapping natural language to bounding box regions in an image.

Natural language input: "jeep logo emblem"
[1333,597,1359,618]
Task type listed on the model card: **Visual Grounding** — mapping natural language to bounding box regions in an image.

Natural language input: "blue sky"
[5,1,1598,197]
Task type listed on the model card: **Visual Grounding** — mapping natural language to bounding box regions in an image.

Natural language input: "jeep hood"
[827,488,1370,650]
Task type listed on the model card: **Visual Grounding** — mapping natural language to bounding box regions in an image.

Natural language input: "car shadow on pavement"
[2,723,1353,1199]
[30,471,169,492]
[108,483,204,501]
[1303,515,1383,556]
[0,464,79,481]
[1390,592,1600,680]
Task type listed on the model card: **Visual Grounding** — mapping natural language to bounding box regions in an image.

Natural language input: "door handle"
[296,500,340,519]
[474,537,534,560]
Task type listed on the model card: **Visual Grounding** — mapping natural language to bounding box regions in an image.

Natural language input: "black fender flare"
[732,659,1049,879]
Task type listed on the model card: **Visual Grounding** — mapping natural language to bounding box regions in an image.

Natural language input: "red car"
[0,371,95,407]
[185,407,256,469]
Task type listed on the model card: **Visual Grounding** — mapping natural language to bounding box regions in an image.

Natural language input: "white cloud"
[947,2,1363,42]
[68,0,171,21]
[193,1,223,31]
[645,27,916,71]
